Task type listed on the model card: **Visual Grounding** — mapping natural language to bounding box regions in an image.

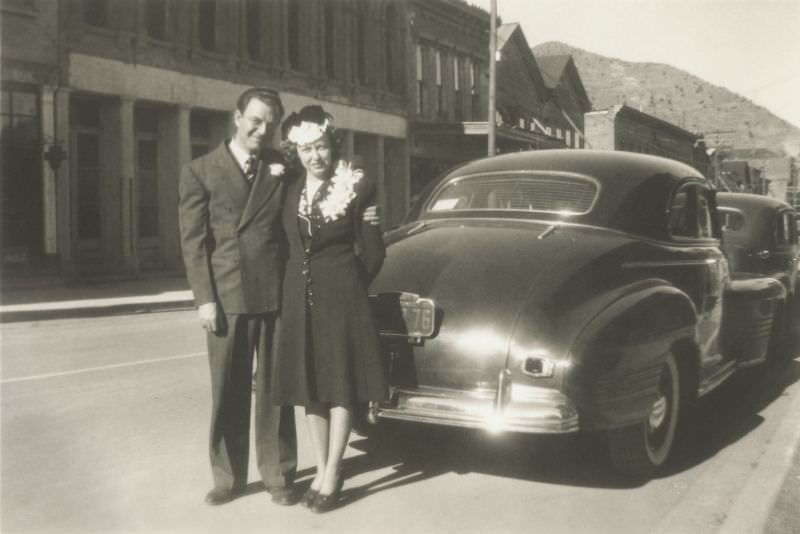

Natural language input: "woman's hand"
[362,205,381,226]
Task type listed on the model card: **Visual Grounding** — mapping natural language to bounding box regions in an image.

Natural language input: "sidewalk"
[0,273,194,323]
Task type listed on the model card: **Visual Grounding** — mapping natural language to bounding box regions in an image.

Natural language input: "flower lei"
[299,160,363,224]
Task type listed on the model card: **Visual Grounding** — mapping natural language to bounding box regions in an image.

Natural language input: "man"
[179,87,297,506]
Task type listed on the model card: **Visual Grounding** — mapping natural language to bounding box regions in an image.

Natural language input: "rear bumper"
[375,382,579,434]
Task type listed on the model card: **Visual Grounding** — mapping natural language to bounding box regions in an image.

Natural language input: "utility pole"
[487,0,497,157]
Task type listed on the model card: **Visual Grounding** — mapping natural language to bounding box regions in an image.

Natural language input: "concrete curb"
[0,291,195,323]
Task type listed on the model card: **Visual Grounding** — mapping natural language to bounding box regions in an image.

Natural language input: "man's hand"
[198,302,218,333]
[363,205,381,226]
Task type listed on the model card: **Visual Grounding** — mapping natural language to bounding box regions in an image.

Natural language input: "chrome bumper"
[374,382,579,434]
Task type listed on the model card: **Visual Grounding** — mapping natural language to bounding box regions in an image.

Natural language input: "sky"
[468,0,800,128]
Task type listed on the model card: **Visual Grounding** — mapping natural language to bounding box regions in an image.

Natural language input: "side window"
[668,183,717,239]
[718,209,745,232]
[668,189,693,238]
[775,211,793,246]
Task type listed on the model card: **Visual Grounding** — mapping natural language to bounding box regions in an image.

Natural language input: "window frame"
[666,181,721,242]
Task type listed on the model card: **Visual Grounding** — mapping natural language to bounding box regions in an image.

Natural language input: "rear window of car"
[425,173,599,215]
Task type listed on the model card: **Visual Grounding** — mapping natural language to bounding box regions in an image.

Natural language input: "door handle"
[755,250,771,260]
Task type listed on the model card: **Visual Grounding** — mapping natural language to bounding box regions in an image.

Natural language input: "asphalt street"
[1,310,799,534]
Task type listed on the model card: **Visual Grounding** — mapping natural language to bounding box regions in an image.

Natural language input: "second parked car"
[717,192,799,339]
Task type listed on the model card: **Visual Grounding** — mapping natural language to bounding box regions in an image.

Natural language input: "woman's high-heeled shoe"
[300,488,319,508]
[310,477,344,514]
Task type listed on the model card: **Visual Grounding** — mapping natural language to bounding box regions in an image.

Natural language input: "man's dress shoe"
[268,487,295,506]
[205,487,238,506]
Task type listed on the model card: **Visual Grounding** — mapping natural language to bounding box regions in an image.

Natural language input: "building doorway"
[1,85,44,277]
[135,104,162,271]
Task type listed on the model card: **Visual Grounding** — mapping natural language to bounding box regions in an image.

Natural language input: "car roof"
[717,192,794,240]
[451,149,703,186]
[437,149,707,240]
[717,192,793,213]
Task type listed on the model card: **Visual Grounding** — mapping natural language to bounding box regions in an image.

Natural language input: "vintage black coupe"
[368,150,786,478]
[717,192,799,338]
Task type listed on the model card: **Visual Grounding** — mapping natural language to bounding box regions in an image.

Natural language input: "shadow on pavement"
[340,422,632,501]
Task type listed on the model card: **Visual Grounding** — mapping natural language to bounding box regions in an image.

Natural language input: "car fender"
[565,279,697,431]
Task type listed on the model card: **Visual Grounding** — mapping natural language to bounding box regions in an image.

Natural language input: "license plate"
[370,292,436,339]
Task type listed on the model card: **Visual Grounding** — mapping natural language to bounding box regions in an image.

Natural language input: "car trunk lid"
[371,219,609,391]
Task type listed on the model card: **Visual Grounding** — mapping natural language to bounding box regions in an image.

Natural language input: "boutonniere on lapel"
[268,162,291,183]
[268,163,285,176]
[300,160,362,224]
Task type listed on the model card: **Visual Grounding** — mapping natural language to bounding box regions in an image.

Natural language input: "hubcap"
[648,395,667,430]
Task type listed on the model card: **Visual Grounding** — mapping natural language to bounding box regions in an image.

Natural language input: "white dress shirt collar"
[228,139,256,172]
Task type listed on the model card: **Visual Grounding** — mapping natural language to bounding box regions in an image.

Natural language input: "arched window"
[324,2,336,79]
[245,0,261,60]
[197,0,216,51]
[84,0,109,27]
[416,44,424,115]
[354,0,368,85]
[435,49,443,116]
[384,4,397,91]
[287,0,300,70]
[145,0,167,40]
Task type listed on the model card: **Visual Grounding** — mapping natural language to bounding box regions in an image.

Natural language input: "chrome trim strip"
[698,360,737,397]
[412,217,721,249]
[623,258,719,269]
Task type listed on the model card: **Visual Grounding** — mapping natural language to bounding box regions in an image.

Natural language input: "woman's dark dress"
[272,164,387,406]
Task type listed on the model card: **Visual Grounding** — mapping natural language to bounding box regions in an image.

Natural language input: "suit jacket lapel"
[237,151,284,231]
[285,173,305,240]
[212,142,250,209]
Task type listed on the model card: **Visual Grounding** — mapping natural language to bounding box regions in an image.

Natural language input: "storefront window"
[1,86,43,262]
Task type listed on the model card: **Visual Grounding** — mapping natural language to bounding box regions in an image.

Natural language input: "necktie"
[244,155,258,183]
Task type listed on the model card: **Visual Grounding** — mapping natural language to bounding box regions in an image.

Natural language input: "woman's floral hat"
[282,105,334,146]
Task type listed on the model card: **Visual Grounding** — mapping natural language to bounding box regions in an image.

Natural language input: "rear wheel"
[608,351,680,479]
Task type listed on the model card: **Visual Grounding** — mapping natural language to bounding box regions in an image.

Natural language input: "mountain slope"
[532,41,800,157]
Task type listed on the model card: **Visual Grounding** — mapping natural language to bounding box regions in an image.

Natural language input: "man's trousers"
[206,312,296,491]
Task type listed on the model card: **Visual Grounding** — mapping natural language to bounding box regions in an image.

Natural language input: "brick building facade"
[2,0,410,278]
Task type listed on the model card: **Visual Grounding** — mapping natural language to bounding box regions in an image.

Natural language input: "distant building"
[720,160,754,192]
[584,104,711,178]
[535,54,592,148]
[407,11,567,201]
[752,157,797,206]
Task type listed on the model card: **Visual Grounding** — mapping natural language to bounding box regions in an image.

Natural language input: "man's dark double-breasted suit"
[179,142,296,493]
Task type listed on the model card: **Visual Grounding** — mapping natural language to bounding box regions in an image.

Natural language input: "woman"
[272,105,387,513]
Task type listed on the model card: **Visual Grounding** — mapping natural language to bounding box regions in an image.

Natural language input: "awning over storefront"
[412,121,565,160]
